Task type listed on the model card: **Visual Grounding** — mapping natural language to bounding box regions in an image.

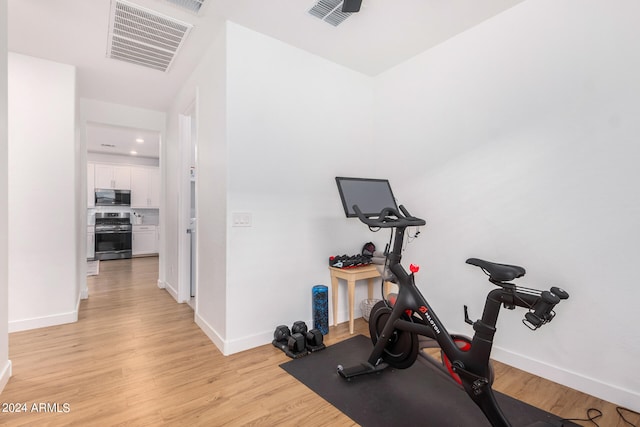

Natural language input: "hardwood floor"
[0,257,637,426]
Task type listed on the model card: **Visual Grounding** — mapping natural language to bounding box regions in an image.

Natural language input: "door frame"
[177,99,197,304]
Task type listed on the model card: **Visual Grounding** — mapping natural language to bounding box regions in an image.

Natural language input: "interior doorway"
[178,101,197,308]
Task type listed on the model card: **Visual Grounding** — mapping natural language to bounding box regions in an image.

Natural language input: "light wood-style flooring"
[1,257,637,426]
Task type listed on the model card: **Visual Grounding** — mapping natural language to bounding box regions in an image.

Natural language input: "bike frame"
[370,224,554,427]
[337,202,567,427]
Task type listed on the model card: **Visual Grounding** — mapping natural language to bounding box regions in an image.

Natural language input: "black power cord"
[617,406,640,426]
[562,408,603,426]
[561,406,639,427]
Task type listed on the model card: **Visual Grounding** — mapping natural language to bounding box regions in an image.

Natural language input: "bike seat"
[466,258,526,282]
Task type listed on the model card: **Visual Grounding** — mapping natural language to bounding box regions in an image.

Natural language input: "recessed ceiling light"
[135,138,144,143]
[130,150,138,155]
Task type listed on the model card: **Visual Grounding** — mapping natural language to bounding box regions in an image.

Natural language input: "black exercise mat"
[280,335,578,427]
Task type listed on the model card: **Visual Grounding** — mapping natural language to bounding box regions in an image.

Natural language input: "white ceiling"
[7,0,525,159]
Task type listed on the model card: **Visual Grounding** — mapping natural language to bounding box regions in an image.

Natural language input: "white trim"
[492,346,640,412]
[177,113,192,304]
[223,329,275,356]
[0,360,12,393]
[157,279,165,289]
[8,309,78,333]
[194,312,225,353]
[162,280,179,302]
[215,319,314,356]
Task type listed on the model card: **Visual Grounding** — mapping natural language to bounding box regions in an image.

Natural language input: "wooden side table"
[329,264,381,334]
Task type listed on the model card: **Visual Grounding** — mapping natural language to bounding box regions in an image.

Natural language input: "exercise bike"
[336,204,569,427]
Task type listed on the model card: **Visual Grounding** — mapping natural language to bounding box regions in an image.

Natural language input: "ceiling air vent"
[308,0,353,27]
[165,0,206,14]
[107,0,193,72]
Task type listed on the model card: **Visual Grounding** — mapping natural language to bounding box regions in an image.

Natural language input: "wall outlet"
[232,212,252,227]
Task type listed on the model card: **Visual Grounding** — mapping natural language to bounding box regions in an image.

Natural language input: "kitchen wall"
[7,53,78,332]
[0,0,11,392]
[373,0,640,411]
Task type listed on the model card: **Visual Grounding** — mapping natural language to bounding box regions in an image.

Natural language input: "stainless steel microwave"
[95,189,131,206]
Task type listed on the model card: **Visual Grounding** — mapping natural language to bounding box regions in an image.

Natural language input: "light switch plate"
[232,212,252,227]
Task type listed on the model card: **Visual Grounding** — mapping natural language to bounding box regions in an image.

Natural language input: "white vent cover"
[107,0,193,72]
[308,0,353,27]
[165,0,205,14]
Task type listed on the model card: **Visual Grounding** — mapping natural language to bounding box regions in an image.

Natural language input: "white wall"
[163,22,378,354]
[8,53,78,332]
[373,0,640,411]
[224,23,376,353]
[87,152,159,167]
[0,0,11,392]
[163,19,228,347]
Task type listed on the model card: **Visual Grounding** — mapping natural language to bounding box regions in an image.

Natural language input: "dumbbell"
[306,328,324,350]
[272,325,307,358]
[289,321,308,353]
[292,321,325,350]
[274,325,291,342]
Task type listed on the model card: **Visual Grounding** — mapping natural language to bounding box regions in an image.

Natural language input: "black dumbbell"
[306,328,325,352]
[287,333,306,353]
[273,325,308,358]
[291,321,308,335]
[273,325,290,342]
[291,321,325,349]
[288,321,309,353]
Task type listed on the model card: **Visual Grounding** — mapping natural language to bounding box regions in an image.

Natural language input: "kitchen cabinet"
[94,164,131,190]
[87,163,95,208]
[130,167,160,208]
[133,225,158,256]
[87,226,95,259]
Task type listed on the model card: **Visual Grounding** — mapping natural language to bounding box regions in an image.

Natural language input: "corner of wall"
[0,0,10,393]
[0,360,12,392]
[194,312,226,354]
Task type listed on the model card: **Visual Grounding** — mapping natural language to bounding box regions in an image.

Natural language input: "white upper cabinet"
[130,166,160,208]
[95,164,131,190]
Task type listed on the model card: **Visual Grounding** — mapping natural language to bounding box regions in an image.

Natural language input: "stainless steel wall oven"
[95,212,132,260]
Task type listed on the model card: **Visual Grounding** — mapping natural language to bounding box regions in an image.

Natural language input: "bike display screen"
[335,177,398,218]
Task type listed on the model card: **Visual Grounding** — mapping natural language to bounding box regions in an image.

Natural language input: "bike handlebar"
[353,204,426,228]
[522,286,569,330]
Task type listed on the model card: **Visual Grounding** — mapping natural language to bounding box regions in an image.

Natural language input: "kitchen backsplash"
[88,207,159,225]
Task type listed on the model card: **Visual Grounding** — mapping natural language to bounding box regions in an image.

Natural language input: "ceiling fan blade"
[341,0,362,13]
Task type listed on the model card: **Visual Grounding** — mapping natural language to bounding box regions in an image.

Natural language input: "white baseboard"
[492,346,640,412]
[8,308,78,333]
[194,312,225,354]
[208,319,314,356]
[193,313,277,356]
[80,287,89,299]
[157,279,165,289]
[224,330,274,356]
[162,280,179,302]
[0,360,12,393]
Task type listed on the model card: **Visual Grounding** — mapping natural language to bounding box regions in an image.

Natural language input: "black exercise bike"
[337,204,569,427]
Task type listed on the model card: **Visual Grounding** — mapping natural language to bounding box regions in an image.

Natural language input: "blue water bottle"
[312,285,329,335]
